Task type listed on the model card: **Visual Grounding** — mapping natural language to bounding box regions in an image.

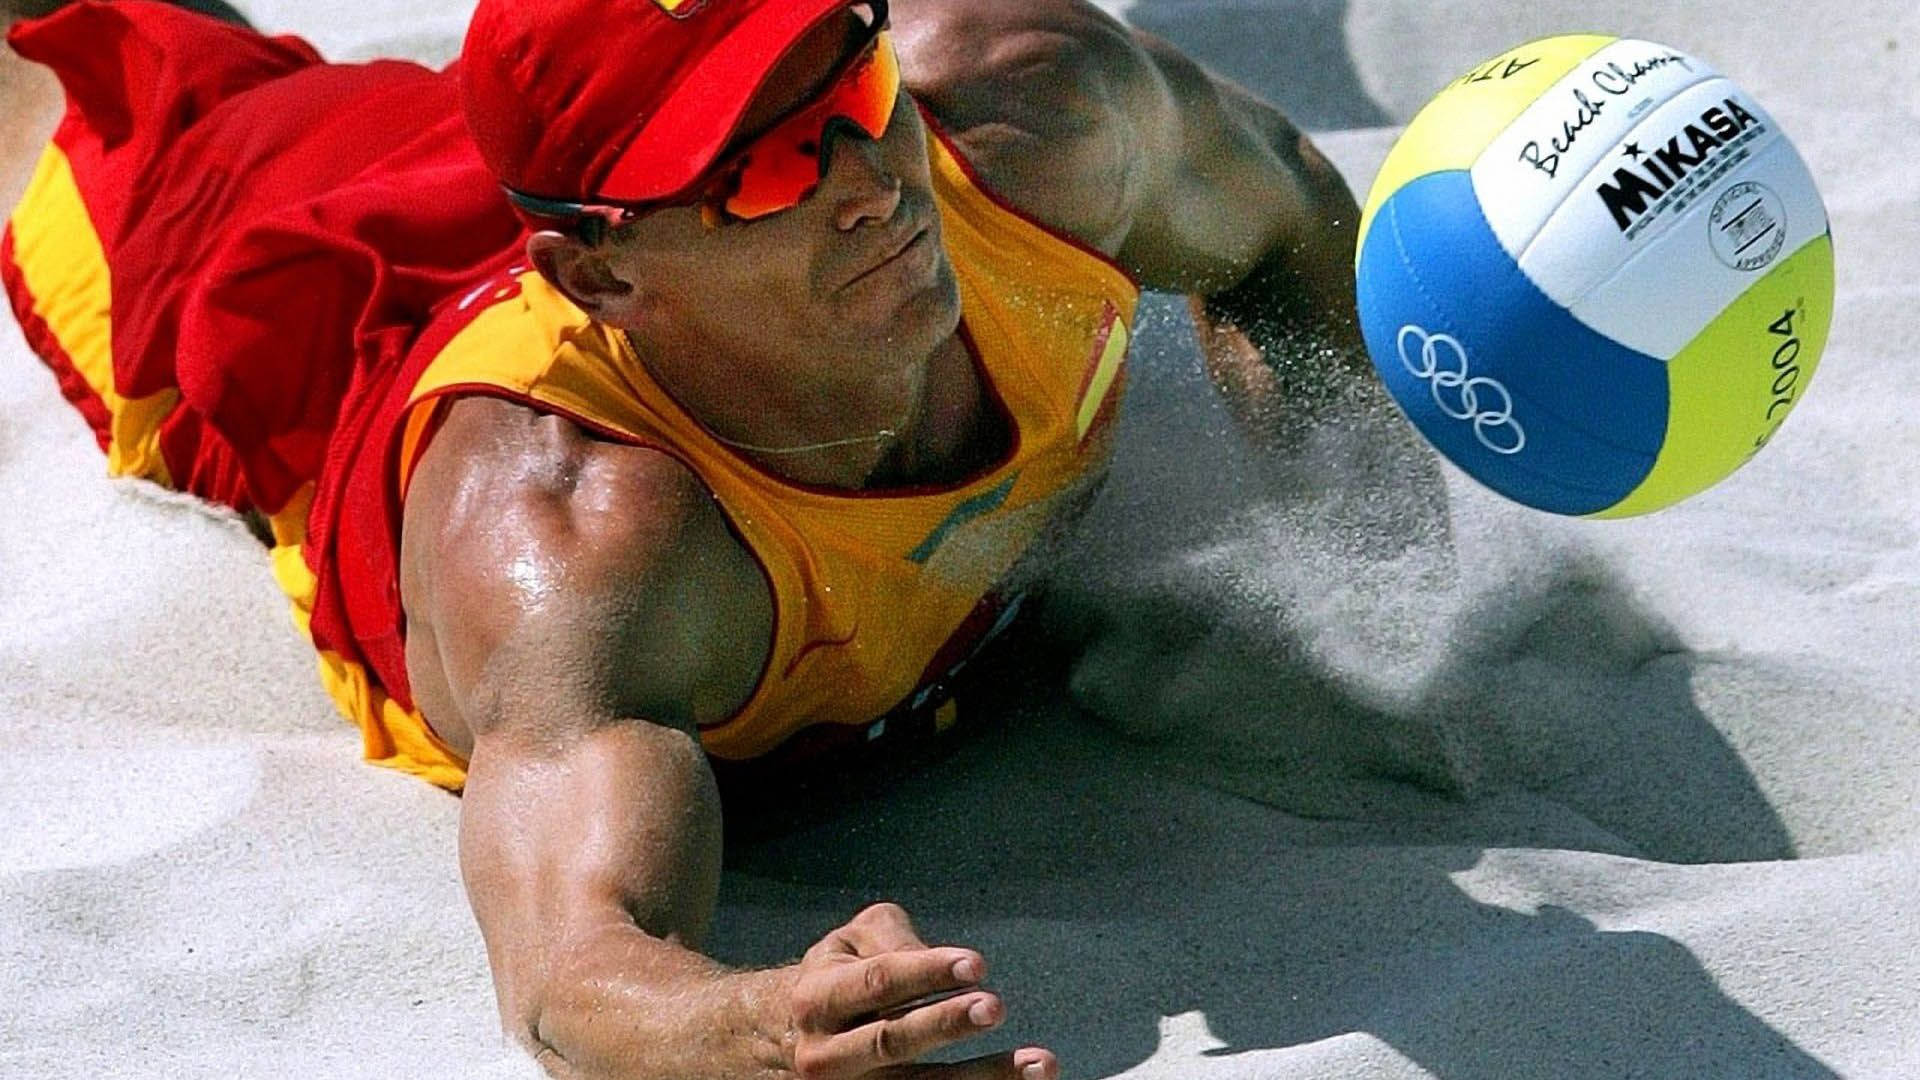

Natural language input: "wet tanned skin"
[397,2,1445,1078]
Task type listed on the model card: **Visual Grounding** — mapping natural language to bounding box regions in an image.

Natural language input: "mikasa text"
[1597,98,1763,234]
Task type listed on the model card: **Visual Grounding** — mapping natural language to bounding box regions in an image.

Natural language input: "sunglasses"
[508,5,900,236]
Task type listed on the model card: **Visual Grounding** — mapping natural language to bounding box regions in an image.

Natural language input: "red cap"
[461,0,856,203]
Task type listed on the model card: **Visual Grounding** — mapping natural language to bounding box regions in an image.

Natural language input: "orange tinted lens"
[722,32,901,220]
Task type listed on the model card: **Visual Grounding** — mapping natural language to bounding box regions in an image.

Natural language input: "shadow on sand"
[1125,0,1392,131]
[710,593,1835,1078]
[709,299,1831,1078]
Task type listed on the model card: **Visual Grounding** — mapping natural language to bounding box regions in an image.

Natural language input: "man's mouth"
[840,222,929,292]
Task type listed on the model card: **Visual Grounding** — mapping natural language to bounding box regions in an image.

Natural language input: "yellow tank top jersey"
[393,122,1140,771]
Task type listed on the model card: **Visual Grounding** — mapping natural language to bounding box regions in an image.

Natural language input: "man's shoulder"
[408,395,713,554]
[898,0,1171,256]
[399,395,769,734]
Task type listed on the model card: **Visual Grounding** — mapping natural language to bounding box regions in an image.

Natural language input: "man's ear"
[525,231,647,324]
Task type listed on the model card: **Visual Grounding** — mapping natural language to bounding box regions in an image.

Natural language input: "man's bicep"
[1115,29,1357,297]
[901,0,1348,289]
[425,494,732,1024]
[901,0,1175,253]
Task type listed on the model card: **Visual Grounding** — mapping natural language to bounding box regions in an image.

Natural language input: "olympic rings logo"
[1396,325,1527,456]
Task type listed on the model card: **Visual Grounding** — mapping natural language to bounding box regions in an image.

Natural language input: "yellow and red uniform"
[3,1,1138,791]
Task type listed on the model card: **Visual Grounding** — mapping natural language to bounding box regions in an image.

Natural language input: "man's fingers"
[798,947,986,1031]
[793,990,1003,1078]
[922,1047,1061,1080]
[806,902,927,962]
[843,900,930,953]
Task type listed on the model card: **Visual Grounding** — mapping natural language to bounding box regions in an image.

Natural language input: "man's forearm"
[1188,212,1453,556]
[1188,252,1371,453]
[1185,139,1376,449]
[458,720,785,1080]
[528,921,793,1080]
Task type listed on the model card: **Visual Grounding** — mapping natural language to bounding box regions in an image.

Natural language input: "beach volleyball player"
[1,0,1444,1075]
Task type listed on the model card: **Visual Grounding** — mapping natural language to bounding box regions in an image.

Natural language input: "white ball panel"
[1569,136,1831,359]
[1518,79,1786,316]
[1473,39,1719,261]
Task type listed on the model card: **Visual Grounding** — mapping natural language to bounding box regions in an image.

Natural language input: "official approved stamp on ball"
[1710,181,1787,271]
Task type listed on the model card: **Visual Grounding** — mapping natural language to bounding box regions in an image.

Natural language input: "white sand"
[3,1,1917,1077]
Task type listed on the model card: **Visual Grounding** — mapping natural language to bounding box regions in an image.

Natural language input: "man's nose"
[820,123,902,230]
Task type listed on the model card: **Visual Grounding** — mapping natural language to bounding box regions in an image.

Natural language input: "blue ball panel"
[1356,170,1668,516]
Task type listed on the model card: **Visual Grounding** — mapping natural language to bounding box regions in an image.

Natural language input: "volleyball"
[1354,35,1834,518]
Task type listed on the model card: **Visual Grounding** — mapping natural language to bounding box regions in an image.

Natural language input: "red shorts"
[3,1,524,790]
[2,0,518,516]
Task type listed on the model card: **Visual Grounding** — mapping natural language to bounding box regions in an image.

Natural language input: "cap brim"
[597,0,855,202]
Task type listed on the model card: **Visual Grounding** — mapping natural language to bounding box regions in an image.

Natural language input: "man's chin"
[846,261,961,352]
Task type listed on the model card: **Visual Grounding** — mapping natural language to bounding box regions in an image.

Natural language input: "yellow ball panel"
[1588,234,1835,519]
[1356,33,1617,265]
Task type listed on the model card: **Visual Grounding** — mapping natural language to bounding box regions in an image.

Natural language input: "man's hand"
[777,903,1058,1080]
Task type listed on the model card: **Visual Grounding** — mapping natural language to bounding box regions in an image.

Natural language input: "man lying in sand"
[3,0,1443,1075]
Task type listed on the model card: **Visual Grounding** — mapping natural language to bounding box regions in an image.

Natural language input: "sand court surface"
[3,1,1917,1076]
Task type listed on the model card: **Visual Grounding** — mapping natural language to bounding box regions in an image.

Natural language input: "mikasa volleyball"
[1355,35,1834,517]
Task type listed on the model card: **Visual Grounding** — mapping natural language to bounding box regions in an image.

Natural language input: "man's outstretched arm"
[402,399,1056,1080]
[904,0,1449,551]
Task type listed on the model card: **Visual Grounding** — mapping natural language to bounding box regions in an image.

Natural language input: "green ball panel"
[1588,232,1835,519]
